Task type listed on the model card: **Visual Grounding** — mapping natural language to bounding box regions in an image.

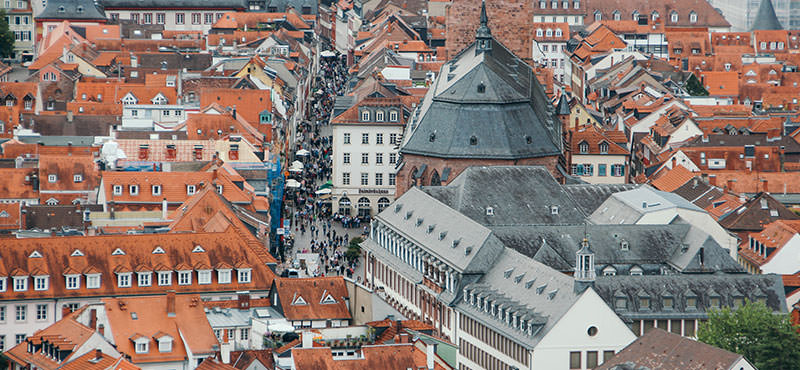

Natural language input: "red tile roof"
[103,294,217,364]
[649,165,696,192]
[570,125,629,155]
[272,277,351,321]
[0,168,39,200]
[5,309,98,370]
[0,229,275,302]
[100,169,253,207]
[58,350,141,370]
[292,343,449,370]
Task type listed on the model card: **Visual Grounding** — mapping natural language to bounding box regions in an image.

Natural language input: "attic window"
[525,136,532,144]
[57,5,64,12]
[29,250,42,258]
[550,206,559,215]
[485,207,494,216]
[70,249,84,257]
[192,245,205,253]
[427,224,435,234]
[469,136,477,145]
[416,217,423,226]
[620,240,629,251]
[152,246,165,254]
[477,83,485,93]
[320,293,336,304]
[429,132,436,142]
[599,142,609,154]
[292,295,307,305]
[112,248,125,256]
[76,5,83,13]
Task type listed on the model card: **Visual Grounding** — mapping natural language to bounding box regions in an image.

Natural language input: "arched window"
[670,11,678,23]
[555,28,562,37]
[339,197,351,211]
[579,141,589,154]
[357,197,370,208]
[430,170,440,186]
[599,142,609,154]
[377,197,391,212]
[594,11,601,22]
[612,10,620,21]
[536,28,543,37]
[632,10,639,21]
[689,11,697,23]
[545,28,553,37]
[651,11,659,21]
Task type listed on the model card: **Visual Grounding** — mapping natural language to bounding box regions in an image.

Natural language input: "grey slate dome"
[400,10,562,160]
[36,0,106,20]
[750,0,783,31]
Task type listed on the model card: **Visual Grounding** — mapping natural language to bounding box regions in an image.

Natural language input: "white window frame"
[65,275,79,290]
[48,174,57,183]
[198,270,212,285]
[13,277,27,292]
[187,185,196,195]
[73,174,83,183]
[375,111,384,122]
[129,184,139,196]
[0,277,6,292]
[238,269,252,283]
[218,269,232,284]
[361,111,369,121]
[33,276,48,291]
[178,271,192,285]
[389,111,398,122]
[112,185,123,196]
[135,341,148,354]
[157,271,171,286]
[137,272,152,287]
[117,272,132,288]
[86,274,100,289]
[152,185,161,196]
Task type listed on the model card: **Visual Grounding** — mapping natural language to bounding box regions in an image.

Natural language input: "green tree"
[0,10,14,59]
[698,300,800,370]
[345,237,363,262]
[685,73,709,96]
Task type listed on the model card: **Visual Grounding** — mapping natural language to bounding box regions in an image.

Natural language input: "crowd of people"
[279,54,364,280]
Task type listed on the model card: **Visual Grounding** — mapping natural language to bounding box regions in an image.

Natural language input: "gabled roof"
[649,165,696,193]
[719,192,800,232]
[103,294,217,364]
[595,329,748,370]
[58,350,141,370]
[272,277,351,321]
[100,169,253,205]
[292,343,448,370]
[5,310,102,370]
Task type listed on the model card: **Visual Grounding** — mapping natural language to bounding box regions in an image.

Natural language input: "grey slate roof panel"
[37,0,106,20]
[750,0,784,31]
[102,0,246,9]
[400,37,562,160]
[562,183,639,215]
[422,166,586,226]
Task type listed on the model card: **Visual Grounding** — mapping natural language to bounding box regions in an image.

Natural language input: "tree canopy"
[698,300,800,370]
[0,10,14,59]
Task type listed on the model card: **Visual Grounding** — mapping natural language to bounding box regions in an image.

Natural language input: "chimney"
[61,305,71,318]
[94,349,102,361]
[162,198,168,219]
[89,309,97,329]
[426,342,435,370]
[302,331,313,348]
[726,179,735,191]
[708,175,717,186]
[220,340,232,364]
[67,111,73,122]
[237,292,250,310]
[762,179,769,193]
[166,290,176,317]
[98,324,105,336]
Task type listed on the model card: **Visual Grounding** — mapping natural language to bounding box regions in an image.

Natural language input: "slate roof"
[718,192,800,232]
[751,0,784,31]
[490,224,743,275]
[421,166,586,226]
[401,34,562,159]
[562,183,639,215]
[457,248,581,349]
[595,273,787,320]
[375,186,504,274]
[37,0,106,20]
[589,186,704,225]
[102,0,246,9]
[595,329,749,370]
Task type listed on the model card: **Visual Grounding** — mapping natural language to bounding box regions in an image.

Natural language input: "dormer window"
[157,336,173,352]
[129,185,139,196]
[612,10,620,21]
[113,185,123,196]
[536,29,543,37]
[65,275,80,290]
[198,270,212,285]
[187,185,196,195]
[376,111,384,122]
[73,174,83,183]
[137,272,152,287]
[630,265,643,276]
[555,29,562,37]
[389,111,398,122]
[670,11,678,23]
[689,11,697,23]
[13,276,27,291]
[579,141,589,154]
[117,272,132,288]
[546,28,553,37]
[48,174,57,183]
[238,268,252,283]
[216,184,223,194]
[152,185,161,196]
[134,338,148,354]
[602,266,616,276]
[599,142,609,154]
[594,11,601,21]
[218,269,231,284]
[86,273,100,289]
[361,111,370,122]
